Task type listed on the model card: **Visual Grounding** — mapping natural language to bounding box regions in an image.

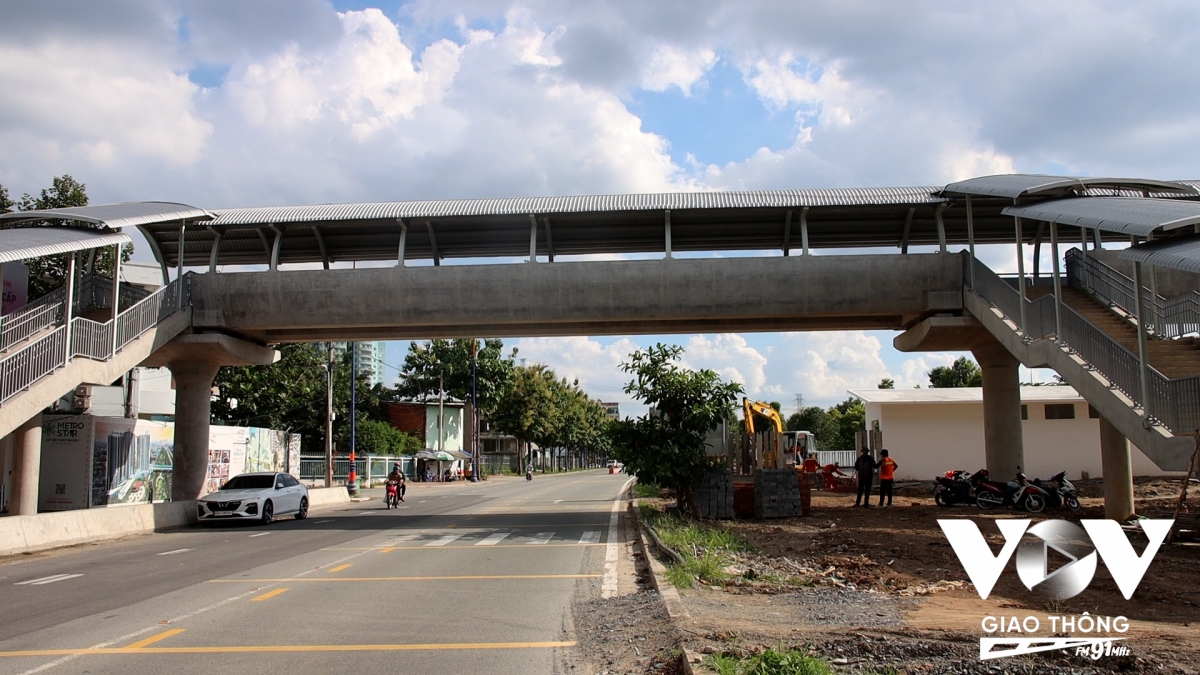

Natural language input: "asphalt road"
[0,470,634,675]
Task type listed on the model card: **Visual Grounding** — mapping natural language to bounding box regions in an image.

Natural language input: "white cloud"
[678,334,769,395]
[640,45,717,95]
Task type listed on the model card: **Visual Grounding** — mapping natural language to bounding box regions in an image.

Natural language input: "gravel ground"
[569,590,684,675]
[780,587,916,628]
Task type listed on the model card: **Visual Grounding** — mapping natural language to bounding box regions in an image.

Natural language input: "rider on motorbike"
[386,464,406,502]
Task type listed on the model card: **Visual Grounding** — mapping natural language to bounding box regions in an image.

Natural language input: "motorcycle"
[525,469,533,481]
[972,469,1049,513]
[1034,471,1081,512]
[933,470,974,507]
[385,480,402,509]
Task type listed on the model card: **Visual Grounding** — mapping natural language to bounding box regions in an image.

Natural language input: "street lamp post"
[348,342,359,497]
[471,339,479,482]
[324,342,334,488]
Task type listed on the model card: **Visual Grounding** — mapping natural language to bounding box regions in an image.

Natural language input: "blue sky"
[3,0,1197,415]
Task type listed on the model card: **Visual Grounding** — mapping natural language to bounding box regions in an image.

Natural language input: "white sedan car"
[197,472,308,524]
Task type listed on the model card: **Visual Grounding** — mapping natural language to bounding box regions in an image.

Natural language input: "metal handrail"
[1067,249,1200,339]
[0,274,191,407]
[967,253,1198,433]
[0,325,67,404]
[1,301,63,352]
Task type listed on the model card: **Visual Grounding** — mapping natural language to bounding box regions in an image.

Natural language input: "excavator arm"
[743,398,784,435]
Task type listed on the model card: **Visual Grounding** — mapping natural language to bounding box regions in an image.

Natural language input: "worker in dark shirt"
[854,448,878,508]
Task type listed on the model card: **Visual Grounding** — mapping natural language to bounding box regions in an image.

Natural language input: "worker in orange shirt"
[877,449,898,507]
[801,454,821,488]
[822,461,847,491]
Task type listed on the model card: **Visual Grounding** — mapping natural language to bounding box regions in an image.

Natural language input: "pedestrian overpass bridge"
[2,173,1199,520]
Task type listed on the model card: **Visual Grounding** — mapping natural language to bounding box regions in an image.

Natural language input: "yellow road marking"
[0,641,577,657]
[251,588,290,601]
[328,564,352,573]
[209,575,600,583]
[322,543,605,551]
[124,629,185,649]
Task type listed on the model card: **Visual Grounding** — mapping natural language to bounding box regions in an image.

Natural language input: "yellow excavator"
[743,398,785,469]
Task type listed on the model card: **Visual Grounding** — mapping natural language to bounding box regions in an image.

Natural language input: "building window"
[1045,403,1076,420]
[1088,405,1100,419]
[1021,405,1028,420]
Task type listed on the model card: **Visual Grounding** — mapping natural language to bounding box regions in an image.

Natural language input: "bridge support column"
[10,413,43,515]
[169,361,220,502]
[1098,416,1135,521]
[972,343,1024,480]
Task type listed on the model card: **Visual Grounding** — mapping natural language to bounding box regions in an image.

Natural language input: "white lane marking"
[424,533,465,547]
[440,495,449,499]
[554,500,562,504]
[528,532,554,545]
[156,548,193,556]
[249,532,272,538]
[476,532,510,546]
[418,500,428,503]
[381,534,420,546]
[15,574,82,586]
[315,519,335,524]
[579,531,601,544]
[602,477,636,599]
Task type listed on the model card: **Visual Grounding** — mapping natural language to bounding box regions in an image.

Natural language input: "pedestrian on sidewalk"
[854,448,878,508]
[877,449,898,507]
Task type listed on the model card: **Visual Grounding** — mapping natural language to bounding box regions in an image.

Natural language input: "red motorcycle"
[385,480,402,509]
[971,469,1048,513]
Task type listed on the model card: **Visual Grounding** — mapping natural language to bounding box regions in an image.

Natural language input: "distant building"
[601,402,620,420]
[330,341,388,388]
[849,386,1176,481]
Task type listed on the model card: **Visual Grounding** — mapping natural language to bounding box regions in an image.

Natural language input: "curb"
[628,502,689,620]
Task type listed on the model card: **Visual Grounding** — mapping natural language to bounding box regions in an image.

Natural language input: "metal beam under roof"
[942,174,1196,199]
[1002,198,1200,237]
[1120,235,1200,274]
[0,227,132,264]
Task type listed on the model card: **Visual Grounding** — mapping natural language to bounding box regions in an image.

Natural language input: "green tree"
[607,344,743,513]
[0,175,133,298]
[395,339,515,413]
[487,364,561,471]
[878,378,895,389]
[823,397,866,451]
[929,357,983,388]
[354,418,421,455]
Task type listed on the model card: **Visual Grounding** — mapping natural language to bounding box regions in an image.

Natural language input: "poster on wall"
[131,419,174,504]
[2,261,29,314]
[39,415,94,511]
[92,418,136,506]
[208,426,248,494]
[287,433,301,478]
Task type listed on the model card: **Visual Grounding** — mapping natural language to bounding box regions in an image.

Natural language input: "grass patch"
[632,481,662,499]
[642,504,749,587]
[706,645,832,675]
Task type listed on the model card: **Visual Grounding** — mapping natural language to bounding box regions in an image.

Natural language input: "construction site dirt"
[641,478,1200,674]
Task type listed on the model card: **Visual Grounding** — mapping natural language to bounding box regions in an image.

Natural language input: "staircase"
[0,275,192,439]
[965,254,1196,471]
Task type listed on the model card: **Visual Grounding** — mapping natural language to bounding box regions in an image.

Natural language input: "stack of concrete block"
[694,472,733,519]
[754,469,803,519]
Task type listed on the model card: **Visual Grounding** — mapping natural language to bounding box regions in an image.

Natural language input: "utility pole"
[324,342,334,488]
[348,342,358,497]
[471,339,479,482]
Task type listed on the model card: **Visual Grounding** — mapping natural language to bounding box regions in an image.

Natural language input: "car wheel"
[261,500,274,525]
[295,497,308,520]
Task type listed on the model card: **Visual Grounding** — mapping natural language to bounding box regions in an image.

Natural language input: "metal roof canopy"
[136,186,1117,268]
[1120,235,1200,274]
[942,174,1196,199]
[0,202,212,230]
[0,227,132,264]
[1002,198,1200,237]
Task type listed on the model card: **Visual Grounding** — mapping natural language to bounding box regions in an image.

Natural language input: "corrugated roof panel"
[0,202,211,229]
[943,174,1195,199]
[0,227,132,264]
[1002,198,1200,236]
[1119,235,1200,274]
[207,186,945,226]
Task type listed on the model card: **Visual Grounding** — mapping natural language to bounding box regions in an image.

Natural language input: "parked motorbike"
[1034,471,1081,512]
[933,470,974,507]
[972,469,1049,513]
[385,480,401,509]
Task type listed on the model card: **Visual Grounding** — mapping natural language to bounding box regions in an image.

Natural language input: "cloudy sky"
[3,1,1198,414]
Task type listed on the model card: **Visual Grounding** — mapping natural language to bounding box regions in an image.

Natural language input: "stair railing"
[0,274,192,406]
[1067,249,1200,339]
[967,253,1198,433]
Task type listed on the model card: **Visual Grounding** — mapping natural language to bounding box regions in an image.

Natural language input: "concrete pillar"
[10,414,43,515]
[169,360,220,502]
[972,343,1024,480]
[1098,417,1135,521]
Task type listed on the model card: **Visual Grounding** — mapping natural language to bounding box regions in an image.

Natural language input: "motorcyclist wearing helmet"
[386,464,406,501]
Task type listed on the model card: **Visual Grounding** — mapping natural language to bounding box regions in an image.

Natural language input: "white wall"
[425,406,463,453]
[867,400,1170,481]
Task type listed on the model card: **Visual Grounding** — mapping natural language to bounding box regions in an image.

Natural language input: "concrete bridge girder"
[190,254,967,342]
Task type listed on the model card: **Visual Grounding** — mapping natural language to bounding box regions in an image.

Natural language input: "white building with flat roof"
[849,386,1174,482]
